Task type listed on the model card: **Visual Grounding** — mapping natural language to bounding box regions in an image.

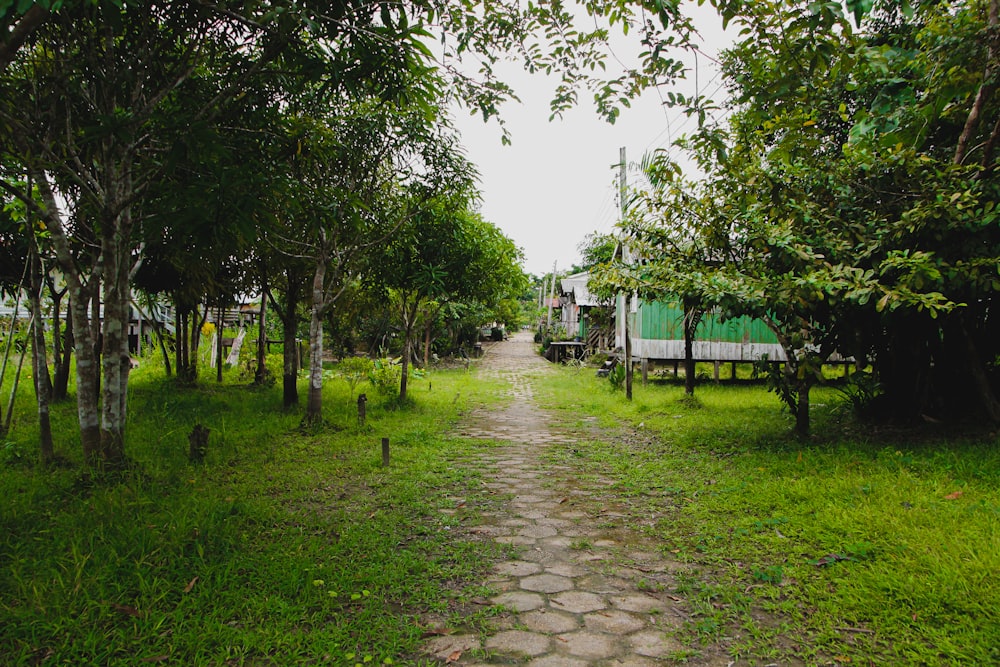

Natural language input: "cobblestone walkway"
[422,332,724,666]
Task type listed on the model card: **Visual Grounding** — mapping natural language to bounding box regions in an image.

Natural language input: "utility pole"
[620,147,633,401]
[545,261,557,332]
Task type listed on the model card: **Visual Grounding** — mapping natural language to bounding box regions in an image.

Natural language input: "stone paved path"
[421,332,730,666]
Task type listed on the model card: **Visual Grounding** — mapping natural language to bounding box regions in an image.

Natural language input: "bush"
[368,358,401,399]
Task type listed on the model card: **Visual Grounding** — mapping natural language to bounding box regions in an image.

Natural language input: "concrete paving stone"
[557,528,590,537]
[519,510,550,520]
[583,609,647,634]
[593,539,618,548]
[520,573,575,593]
[555,630,620,659]
[550,590,608,614]
[494,560,543,577]
[520,609,581,634]
[486,577,517,592]
[500,518,534,527]
[518,524,559,539]
[526,656,590,667]
[496,535,538,546]
[485,630,552,657]
[610,594,669,613]
[627,628,686,658]
[536,517,574,528]
[422,634,481,660]
[520,548,558,564]
[544,562,589,578]
[575,574,630,595]
[491,590,546,612]
[538,536,575,549]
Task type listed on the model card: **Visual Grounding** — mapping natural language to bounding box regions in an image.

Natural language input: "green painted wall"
[638,300,778,345]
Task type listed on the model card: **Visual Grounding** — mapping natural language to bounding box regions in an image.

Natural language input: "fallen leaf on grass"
[110,603,141,617]
[558,497,568,504]
[668,595,682,602]
[446,650,462,663]
[183,577,198,593]
[944,491,963,500]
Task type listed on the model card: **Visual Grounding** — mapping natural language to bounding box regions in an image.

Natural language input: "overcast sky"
[449,3,732,277]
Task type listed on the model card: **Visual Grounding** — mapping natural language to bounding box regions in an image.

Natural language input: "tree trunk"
[683,305,702,397]
[33,171,102,461]
[147,312,171,376]
[47,280,70,401]
[399,304,415,403]
[795,376,811,438]
[255,284,269,385]
[98,227,130,468]
[175,306,187,380]
[3,316,31,436]
[216,304,224,383]
[305,260,326,423]
[30,293,54,462]
[423,319,432,368]
[28,235,54,463]
[274,273,302,410]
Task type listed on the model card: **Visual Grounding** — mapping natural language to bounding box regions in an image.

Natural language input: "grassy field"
[2,348,999,666]
[538,369,1000,665]
[0,356,510,666]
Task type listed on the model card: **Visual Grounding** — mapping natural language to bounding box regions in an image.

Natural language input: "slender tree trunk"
[28,233,54,463]
[57,306,73,397]
[175,306,186,380]
[795,376,811,438]
[255,284,269,385]
[281,297,299,408]
[399,300,417,403]
[955,0,999,168]
[99,225,130,467]
[216,305,224,383]
[0,266,27,432]
[683,305,702,397]
[47,280,70,401]
[3,314,31,436]
[270,269,303,410]
[33,171,102,461]
[305,261,326,423]
[145,311,171,376]
[424,319,432,368]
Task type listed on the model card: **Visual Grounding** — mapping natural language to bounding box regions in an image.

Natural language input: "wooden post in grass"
[188,424,210,462]
[357,393,367,428]
[381,437,390,467]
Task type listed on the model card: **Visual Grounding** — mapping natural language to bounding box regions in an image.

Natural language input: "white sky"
[450,2,733,277]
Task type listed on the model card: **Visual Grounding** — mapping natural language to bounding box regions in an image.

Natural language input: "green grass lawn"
[539,368,1000,665]
[0,357,509,666]
[2,351,998,666]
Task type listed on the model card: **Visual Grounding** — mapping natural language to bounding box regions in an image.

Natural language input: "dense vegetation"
[593,0,1000,435]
